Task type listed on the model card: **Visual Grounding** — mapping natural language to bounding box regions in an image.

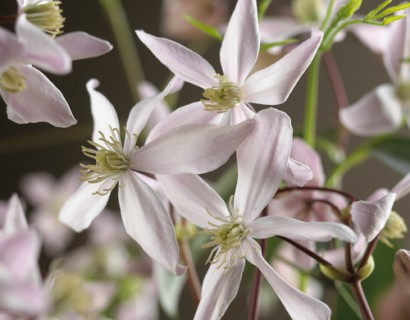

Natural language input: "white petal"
[194,259,245,320]
[0,27,24,74]
[242,30,323,105]
[86,79,120,142]
[391,173,410,201]
[249,216,357,243]
[55,32,112,60]
[17,15,71,74]
[158,174,229,228]
[133,120,255,175]
[136,30,216,88]
[4,194,28,234]
[268,193,308,218]
[340,84,403,136]
[220,0,259,84]
[284,158,313,187]
[349,23,389,55]
[4,66,76,127]
[59,181,111,232]
[244,238,331,320]
[118,172,184,275]
[235,108,292,223]
[229,102,256,125]
[351,193,397,242]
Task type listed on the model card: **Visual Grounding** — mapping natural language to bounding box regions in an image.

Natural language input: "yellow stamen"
[0,67,26,93]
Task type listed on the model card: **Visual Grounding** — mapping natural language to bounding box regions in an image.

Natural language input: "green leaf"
[365,0,392,20]
[184,15,222,41]
[371,136,410,174]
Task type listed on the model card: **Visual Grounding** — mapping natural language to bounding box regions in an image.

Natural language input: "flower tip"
[86,78,100,91]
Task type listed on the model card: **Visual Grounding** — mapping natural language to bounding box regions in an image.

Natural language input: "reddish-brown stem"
[358,233,380,270]
[309,198,343,219]
[351,279,374,320]
[276,186,357,204]
[180,236,202,305]
[0,15,17,24]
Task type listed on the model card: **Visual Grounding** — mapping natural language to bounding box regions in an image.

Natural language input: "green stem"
[99,0,144,102]
[303,54,322,147]
[319,0,335,30]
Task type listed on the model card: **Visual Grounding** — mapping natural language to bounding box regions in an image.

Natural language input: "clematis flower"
[60,77,255,275]
[340,10,410,136]
[136,0,323,127]
[158,108,357,320]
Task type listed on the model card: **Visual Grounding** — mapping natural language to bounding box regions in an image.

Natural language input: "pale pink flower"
[158,109,357,320]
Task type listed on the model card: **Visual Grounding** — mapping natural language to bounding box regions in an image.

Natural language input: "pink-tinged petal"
[284,158,313,187]
[235,108,292,223]
[86,79,119,143]
[340,84,403,136]
[249,216,357,243]
[391,173,410,201]
[0,28,24,73]
[242,30,323,105]
[367,188,389,202]
[59,181,111,232]
[4,65,76,127]
[146,102,223,143]
[118,172,185,275]
[229,102,256,125]
[349,23,389,55]
[268,193,307,218]
[351,192,396,242]
[16,15,71,74]
[19,173,55,206]
[4,194,28,234]
[220,0,259,84]
[136,30,216,88]
[384,13,410,82]
[133,120,255,175]
[244,238,331,320]
[291,138,324,186]
[194,259,245,320]
[158,174,229,228]
[55,32,112,60]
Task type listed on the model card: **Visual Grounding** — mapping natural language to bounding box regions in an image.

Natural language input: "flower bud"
[380,211,407,247]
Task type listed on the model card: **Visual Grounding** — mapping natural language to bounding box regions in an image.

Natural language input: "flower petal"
[220,0,259,84]
[133,120,255,175]
[340,84,403,136]
[391,173,410,201]
[136,30,216,88]
[244,238,331,320]
[349,23,389,55]
[351,192,397,242]
[86,79,120,142]
[4,194,28,234]
[284,158,313,187]
[59,181,111,232]
[3,65,76,127]
[0,27,24,73]
[249,216,357,243]
[118,172,185,275]
[158,174,230,228]
[55,32,112,60]
[242,30,323,105]
[17,15,71,74]
[235,108,292,223]
[194,259,245,320]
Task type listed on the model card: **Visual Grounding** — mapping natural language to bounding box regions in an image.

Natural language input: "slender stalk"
[303,53,322,147]
[0,15,17,24]
[99,0,144,102]
[320,0,335,30]
[350,279,374,320]
[309,198,343,219]
[358,234,380,270]
[334,281,362,319]
[276,186,357,203]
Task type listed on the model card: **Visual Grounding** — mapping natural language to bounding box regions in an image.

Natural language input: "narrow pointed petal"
[4,194,28,234]
[194,259,245,320]
[55,32,112,60]
[158,174,229,228]
[229,102,256,125]
[59,181,111,232]
[249,216,357,243]
[242,30,323,105]
[86,79,119,142]
[340,84,403,136]
[0,27,24,73]
[17,15,71,74]
[284,158,313,187]
[235,109,292,223]
[244,238,331,320]
[118,172,185,275]
[136,30,216,88]
[133,120,255,175]
[391,173,410,201]
[3,66,76,127]
[220,0,259,84]
[351,193,397,242]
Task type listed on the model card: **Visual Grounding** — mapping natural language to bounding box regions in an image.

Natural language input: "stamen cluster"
[0,67,26,93]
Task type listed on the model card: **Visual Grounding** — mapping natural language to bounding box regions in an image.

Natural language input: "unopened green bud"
[357,256,375,281]
[175,220,197,240]
[320,264,354,282]
[292,0,324,23]
[396,81,410,103]
[381,211,408,247]
[0,67,26,93]
[336,0,362,20]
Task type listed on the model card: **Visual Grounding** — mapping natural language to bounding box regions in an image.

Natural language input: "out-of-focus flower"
[159,108,357,320]
[160,0,228,41]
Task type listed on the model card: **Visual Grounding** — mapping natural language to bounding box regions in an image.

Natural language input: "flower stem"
[303,53,322,147]
[276,186,357,203]
[0,15,17,24]
[350,279,374,320]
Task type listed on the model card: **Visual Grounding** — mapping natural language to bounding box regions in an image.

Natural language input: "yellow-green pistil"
[202,74,242,113]
[202,212,250,269]
[0,67,26,93]
[23,0,65,38]
[81,128,130,195]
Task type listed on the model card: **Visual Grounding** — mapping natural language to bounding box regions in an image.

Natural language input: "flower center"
[202,74,242,113]
[292,0,324,23]
[202,210,249,269]
[23,0,65,38]
[81,127,131,195]
[0,67,26,93]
